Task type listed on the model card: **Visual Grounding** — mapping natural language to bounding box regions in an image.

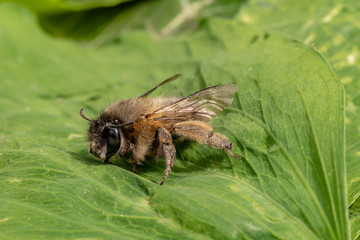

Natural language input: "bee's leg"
[131,161,139,174]
[125,158,140,174]
[173,121,241,159]
[157,127,176,185]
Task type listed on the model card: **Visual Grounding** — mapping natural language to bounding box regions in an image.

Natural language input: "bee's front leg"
[125,158,140,174]
[157,127,176,185]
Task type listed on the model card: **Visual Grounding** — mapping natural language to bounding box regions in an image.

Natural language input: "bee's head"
[80,108,121,163]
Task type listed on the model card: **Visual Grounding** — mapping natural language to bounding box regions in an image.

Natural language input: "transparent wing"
[146,84,238,122]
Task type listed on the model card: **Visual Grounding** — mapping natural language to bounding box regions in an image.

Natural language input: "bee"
[80,74,240,184]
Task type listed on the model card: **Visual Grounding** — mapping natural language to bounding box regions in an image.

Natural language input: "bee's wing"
[137,74,180,98]
[145,84,238,122]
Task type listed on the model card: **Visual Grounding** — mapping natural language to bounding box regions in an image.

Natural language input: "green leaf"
[36,0,245,46]
[236,0,360,209]
[0,2,347,239]
[350,199,360,240]
[0,0,134,14]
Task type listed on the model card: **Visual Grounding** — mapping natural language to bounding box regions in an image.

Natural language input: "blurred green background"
[0,0,359,239]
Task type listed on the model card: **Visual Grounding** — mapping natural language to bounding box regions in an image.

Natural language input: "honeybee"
[80,74,240,184]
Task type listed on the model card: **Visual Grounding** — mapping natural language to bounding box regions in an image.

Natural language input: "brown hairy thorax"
[80,75,241,184]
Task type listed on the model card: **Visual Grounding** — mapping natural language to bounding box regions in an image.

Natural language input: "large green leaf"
[0,3,347,239]
[237,0,360,206]
[236,1,360,238]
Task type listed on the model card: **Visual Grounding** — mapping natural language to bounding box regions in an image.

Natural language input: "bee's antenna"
[108,121,135,128]
[80,107,93,122]
[137,74,181,98]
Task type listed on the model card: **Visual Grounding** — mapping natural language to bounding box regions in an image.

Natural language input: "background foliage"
[0,0,358,239]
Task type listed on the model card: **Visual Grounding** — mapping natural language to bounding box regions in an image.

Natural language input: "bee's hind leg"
[156,127,176,185]
[173,121,241,159]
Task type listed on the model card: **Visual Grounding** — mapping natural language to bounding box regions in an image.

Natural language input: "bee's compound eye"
[106,128,120,161]
[108,128,118,144]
